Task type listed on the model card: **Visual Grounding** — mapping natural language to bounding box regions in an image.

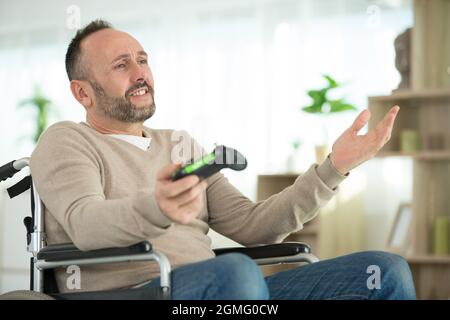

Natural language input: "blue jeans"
[145,251,416,300]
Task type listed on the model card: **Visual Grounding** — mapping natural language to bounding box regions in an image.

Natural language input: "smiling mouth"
[128,87,149,97]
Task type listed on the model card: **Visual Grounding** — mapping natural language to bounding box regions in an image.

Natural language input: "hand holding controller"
[171,145,247,181]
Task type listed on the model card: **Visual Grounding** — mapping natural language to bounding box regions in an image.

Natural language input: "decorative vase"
[432,216,449,255]
[315,145,329,164]
[400,129,420,153]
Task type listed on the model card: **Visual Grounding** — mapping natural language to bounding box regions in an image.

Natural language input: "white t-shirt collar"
[83,121,152,151]
[108,133,152,151]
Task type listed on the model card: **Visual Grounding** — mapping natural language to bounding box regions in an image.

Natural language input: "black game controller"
[171,145,247,181]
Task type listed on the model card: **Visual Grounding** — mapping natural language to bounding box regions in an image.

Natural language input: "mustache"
[125,81,154,97]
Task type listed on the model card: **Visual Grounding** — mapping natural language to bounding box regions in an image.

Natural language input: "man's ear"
[70,80,93,109]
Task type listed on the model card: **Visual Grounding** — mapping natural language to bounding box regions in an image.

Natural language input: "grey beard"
[90,81,156,123]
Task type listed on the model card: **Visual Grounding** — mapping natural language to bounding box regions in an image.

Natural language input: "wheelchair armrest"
[213,242,311,259]
[36,241,171,296]
[37,241,152,262]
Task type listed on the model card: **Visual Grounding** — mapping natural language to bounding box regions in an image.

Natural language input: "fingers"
[156,163,202,197]
[159,175,200,197]
[157,163,182,180]
[171,180,208,207]
[384,105,400,127]
[350,109,371,134]
[155,163,208,224]
[384,105,400,142]
[170,197,204,225]
[375,106,400,148]
[178,192,205,217]
[156,179,207,225]
[376,105,400,142]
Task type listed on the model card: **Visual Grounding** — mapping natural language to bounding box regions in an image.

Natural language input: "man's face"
[81,29,155,122]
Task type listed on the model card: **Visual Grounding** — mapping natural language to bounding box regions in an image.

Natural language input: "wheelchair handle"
[0,158,30,182]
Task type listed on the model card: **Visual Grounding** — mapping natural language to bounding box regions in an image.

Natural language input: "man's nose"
[129,61,147,83]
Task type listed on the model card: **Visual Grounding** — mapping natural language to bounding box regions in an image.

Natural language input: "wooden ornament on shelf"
[400,129,421,153]
[393,28,412,92]
[432,216,449,256]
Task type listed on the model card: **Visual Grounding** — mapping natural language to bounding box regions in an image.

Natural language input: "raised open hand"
[330,105,400,174]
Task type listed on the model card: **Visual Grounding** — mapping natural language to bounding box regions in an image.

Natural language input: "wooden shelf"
[368,89,450,155]
[256,174,300,201]
[376,150,450,160]
[407,255,450,264]
[256,174,321,258]
[294,225,319,236]
[369,89,450,102]
[369,89,450,300]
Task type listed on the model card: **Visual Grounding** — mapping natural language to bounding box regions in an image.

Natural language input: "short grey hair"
[65,19,113,81]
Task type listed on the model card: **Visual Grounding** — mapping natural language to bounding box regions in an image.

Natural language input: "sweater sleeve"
[206,156,348,246]
[30,124,172,251]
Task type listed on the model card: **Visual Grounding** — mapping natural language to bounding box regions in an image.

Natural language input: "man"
[30,20,416,299]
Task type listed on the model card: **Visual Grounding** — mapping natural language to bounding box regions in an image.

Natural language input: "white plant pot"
[315,144,330,164]
[287,150,301,173]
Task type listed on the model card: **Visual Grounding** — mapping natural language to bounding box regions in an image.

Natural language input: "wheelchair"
[0,157,319,300]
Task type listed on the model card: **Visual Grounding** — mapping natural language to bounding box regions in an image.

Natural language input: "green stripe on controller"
[183,152,216,174]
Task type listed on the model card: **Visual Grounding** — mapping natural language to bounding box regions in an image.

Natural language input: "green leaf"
[302,105,320,113]
[323,74,339,89]
[17,85,54,144]
[307,89,324,102]
[34,96,51,108]
[305,89,328,112]
[18,99,34,107]
[301,74,357,115]
[328,99,357,113]
[292,139,301,150]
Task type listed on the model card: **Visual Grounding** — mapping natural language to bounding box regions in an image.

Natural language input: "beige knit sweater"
[30,121,347,293]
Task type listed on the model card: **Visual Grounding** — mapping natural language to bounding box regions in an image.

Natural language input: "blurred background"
[1,0,448,299]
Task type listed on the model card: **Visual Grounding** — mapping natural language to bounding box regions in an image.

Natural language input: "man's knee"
[216,253,269,299]
[364,251,416,300]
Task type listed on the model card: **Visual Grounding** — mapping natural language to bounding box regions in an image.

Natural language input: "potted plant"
[19,85,55,144]
[287,139,302,173]
[301,74,357,163]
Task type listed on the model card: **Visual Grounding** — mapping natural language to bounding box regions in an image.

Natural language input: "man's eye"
[115,63,126,69]
[139,59,148,65]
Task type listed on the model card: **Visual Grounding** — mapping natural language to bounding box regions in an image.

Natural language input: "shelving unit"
[256,174,320,276]
[407,255,450,300]
[368,90,450,299]
[368,89,450,155]
[256,174,320,252]
[377,150,450,160]
[368,90,450,256]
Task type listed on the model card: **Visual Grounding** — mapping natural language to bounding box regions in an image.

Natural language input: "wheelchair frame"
[1,157,319,300]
